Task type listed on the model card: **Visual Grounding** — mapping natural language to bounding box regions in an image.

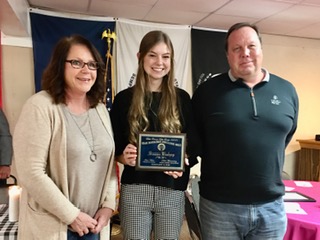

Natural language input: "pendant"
[90,152,97,162]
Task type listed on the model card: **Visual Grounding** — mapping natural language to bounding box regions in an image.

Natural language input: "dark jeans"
[67,230,100,240]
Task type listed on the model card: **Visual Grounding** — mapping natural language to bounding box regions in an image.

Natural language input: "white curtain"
[115,18,191,93]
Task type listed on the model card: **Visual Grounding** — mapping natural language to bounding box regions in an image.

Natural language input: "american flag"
[105,57,113,111]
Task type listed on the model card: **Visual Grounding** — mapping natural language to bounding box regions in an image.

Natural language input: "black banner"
[191,29,229,92]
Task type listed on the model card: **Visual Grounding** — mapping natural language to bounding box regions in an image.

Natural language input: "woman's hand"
[164,157,189,178]
[0,166,10,179]
[69,212,97,236]
[90,207,113,234]
[117,144,137,167]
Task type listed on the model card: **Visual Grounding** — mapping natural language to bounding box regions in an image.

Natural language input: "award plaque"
[136,132,186,171]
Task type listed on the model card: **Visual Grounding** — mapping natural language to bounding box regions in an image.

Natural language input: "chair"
[185,174,202,240]
[189,174,200,214]
[282,171,292,180]
[110,212,121,236]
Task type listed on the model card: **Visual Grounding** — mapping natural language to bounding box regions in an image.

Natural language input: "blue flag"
[30,11,115,109]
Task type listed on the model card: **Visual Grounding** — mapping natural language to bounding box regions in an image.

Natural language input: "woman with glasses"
[13,35,117,240]
[110,30,200,239]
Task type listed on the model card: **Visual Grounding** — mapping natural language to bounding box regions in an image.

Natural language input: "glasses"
[65,59,99,70]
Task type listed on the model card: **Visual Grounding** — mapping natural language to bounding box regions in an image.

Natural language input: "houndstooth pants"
[119,184,184,240]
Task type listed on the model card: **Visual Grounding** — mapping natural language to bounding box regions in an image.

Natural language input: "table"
[0,204,18,240]
[296,139,320,181]
[284,180,320,240]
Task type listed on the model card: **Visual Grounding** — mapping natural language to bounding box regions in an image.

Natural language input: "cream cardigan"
[13,91,117,240]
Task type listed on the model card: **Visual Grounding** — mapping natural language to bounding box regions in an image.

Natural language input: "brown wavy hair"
[41,34,106,107]
[128,30,181,144]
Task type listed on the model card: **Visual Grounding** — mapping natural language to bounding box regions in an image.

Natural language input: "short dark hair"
[225,22,262,52]
[41,34,106,107]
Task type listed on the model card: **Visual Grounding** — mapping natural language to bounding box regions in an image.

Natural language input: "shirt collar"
[228,68,270,82]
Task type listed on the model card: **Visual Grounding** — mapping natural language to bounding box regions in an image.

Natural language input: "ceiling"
[2,0,320,40]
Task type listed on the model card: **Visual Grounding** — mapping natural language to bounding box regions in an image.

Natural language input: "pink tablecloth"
[284,180,320,240]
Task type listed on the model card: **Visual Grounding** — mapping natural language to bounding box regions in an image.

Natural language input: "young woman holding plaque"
[110,30,200,239]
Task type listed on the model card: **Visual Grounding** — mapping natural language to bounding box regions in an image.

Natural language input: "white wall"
[262,34,320,149]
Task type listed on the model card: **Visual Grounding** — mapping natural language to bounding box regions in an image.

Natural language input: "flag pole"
[101,29,116,104]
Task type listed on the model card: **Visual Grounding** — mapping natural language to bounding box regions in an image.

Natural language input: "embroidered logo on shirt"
[271,95,281,105]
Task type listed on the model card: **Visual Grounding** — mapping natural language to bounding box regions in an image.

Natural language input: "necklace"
[149,98,160,131]
[149,106,158,117]
[149,93,160,117]
[67,109,97,162]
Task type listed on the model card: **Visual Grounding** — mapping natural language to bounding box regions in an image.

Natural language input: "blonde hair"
[128,30,181,144]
